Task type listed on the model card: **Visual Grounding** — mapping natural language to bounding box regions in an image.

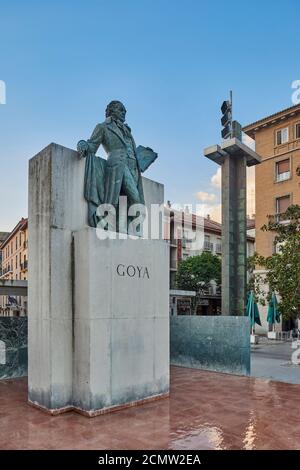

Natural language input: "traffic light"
[221,99,232,139]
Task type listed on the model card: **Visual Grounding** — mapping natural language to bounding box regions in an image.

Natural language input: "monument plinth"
[73,229,169,415]
[28,142,169,415]
[204,138,261,316]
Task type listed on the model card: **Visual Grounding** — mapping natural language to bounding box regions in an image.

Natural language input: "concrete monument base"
[28,143,169,416]
[29,389,169,417]
[72,228,170,415]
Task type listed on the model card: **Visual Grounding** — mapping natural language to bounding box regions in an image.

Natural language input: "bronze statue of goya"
[77,101,157,230]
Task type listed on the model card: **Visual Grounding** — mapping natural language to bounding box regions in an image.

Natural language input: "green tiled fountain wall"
[170,316,250,376]
[0,316,250,380]
[0,318,28,379]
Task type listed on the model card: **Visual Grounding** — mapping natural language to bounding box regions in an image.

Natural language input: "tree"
[247,255,267,306]
[248,205,300,320]
[176,252,221,292]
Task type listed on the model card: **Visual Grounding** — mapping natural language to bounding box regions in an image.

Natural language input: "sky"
[0,0,299,231]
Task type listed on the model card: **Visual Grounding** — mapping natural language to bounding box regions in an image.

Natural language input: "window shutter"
[277,159,290,174]
[277,195,290,213]
[276,131,282,145]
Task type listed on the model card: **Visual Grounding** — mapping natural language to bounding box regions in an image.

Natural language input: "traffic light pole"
[204,139,261,315]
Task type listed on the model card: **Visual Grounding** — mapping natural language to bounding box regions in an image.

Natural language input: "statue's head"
[106,100,126,123]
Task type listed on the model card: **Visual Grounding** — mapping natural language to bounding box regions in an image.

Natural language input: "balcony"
[0,265,12,277]
[269,213,291,225]
[182,237,195,249]
[276,171,290,183]
[165,238,177,248]
[20,260,28,271]
[203,241,213,252]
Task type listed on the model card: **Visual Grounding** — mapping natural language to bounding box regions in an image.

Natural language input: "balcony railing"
[20,260,28,271]
[182,237,195,249]
[166,238,177,247]
[268,213,291,224]
[0,265,12,276]
[276,171,290,183]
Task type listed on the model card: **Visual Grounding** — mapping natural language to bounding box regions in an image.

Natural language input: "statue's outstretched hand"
[77,140,89,158]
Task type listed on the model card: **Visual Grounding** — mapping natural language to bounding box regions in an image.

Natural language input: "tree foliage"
[176,252,221,292]
[248,204,300,320]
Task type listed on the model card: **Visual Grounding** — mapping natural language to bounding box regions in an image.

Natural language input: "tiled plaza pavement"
[0,366,299,450]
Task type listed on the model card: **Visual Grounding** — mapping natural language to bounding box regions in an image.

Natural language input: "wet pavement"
[251,340,300,384]
[0,366,300,450]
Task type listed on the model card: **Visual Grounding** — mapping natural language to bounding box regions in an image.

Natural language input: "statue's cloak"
[84,145,157,227]
[84,153,106,227]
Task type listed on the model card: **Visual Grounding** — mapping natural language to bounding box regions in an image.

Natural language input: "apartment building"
[0,218,28,316]
[244,104,300,333]
[0,232,9,275]
[167,209,255,314]
[243,103,300,258]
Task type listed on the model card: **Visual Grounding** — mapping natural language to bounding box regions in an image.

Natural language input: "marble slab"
[0,318,28,379]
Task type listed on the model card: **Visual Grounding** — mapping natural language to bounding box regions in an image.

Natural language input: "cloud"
[211,168,221,188]
[195,161,255,223]
[196,191,216,202]
[196,203,222,223]
[209,166,255,217]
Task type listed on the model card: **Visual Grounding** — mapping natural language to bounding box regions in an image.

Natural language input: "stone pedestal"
[28,143,168,414]
[73,229,169,415]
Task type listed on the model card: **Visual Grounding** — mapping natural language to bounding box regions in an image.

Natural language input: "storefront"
[169,289,196,316]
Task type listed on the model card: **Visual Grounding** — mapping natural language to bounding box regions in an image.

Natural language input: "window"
[276,127,289,145]
[296,123,300,139]
[204,235,212,251]
[276,158,290,182]
[216,238,222,253]
[276,195,290,214]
